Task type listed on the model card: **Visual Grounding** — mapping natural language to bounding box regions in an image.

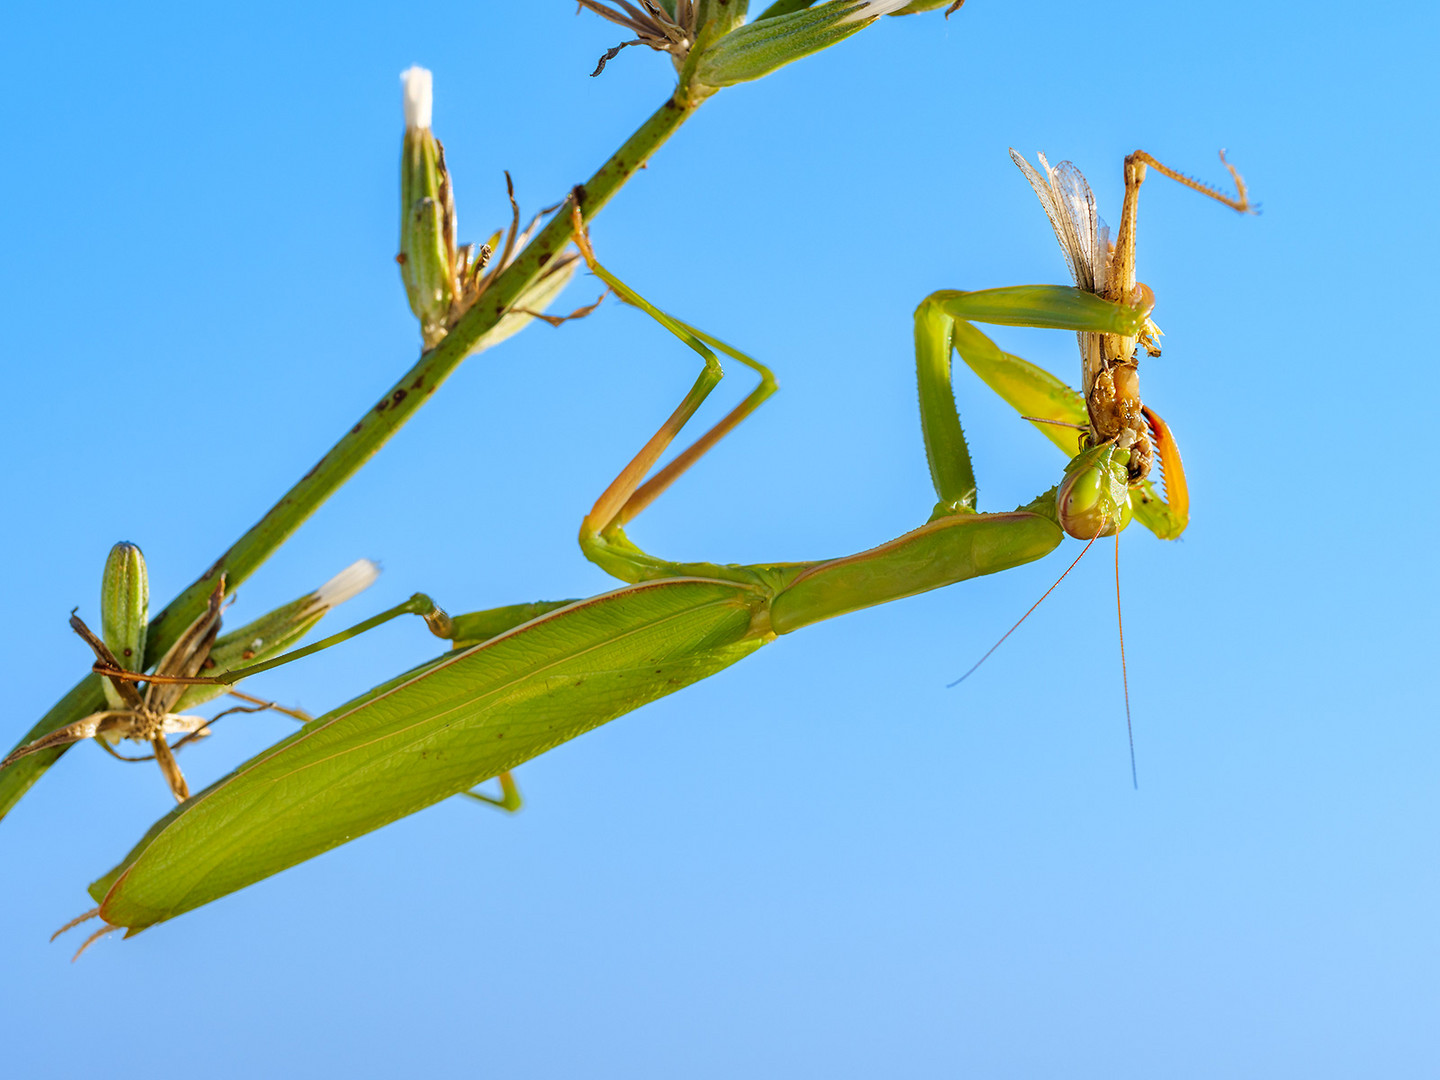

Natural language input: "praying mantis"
[67,147,1250,944]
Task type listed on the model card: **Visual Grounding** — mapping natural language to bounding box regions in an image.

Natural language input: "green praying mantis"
[54,145,1250,948]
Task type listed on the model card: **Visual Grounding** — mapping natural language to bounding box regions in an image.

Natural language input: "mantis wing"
[89,578,764,932]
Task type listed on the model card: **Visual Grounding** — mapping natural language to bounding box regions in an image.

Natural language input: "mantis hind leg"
[460,772,523,813]
[568,204,782,586]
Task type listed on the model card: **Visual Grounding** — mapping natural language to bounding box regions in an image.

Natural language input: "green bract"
[694,1,903,86]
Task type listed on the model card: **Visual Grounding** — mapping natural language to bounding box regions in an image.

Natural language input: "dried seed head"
[576,0,700,75]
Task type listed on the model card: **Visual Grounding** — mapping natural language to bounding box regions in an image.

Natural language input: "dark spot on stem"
[351,422,363,434]
[395,253,407,265]
[391,389,407,406]
[374,399,389,413]
[410,375,425,390]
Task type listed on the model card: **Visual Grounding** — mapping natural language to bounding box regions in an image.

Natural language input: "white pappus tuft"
[309,559,381,613]
[837,0,914,24]
[401,65,433,129]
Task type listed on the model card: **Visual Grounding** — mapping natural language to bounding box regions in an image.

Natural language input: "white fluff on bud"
[837,0,913,23]
[308,559,381,613]
[401,65,433,129]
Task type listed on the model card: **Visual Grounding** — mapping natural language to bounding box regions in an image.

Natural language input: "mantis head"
[1057,444,1134,539]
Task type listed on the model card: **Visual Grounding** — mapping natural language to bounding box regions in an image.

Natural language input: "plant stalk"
[0,92,699,822]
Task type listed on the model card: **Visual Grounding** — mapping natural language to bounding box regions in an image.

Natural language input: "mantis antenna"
[951,521,1140,788]
[1115,531,1136,789]
[948,529,1106,687]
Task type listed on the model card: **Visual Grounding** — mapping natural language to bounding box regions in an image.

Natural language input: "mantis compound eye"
[1057,450,1134,539]
[1127,282,1156,314]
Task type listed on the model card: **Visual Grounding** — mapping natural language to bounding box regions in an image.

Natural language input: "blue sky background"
[3,2,1437,1076]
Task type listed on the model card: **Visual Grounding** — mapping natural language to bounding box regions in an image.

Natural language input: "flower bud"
[172,560,380,712]
[100,542,148,709]
[398,66,458,342]
[693,0,911,87]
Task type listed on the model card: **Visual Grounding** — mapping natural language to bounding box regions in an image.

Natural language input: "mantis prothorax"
[67,164,1232,939]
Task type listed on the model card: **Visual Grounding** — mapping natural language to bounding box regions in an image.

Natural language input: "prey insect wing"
[1008,149,1105,293]
[1051,161,1107,294]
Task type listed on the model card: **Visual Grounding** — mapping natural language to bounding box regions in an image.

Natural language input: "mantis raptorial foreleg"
[913,286,1190,537]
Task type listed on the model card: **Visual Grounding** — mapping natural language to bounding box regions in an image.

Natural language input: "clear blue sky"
[3,2,1437,1076]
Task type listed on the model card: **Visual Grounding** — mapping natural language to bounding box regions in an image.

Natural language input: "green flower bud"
[399,66,458,344]
[100,542,148,709]
[693,0,910,87]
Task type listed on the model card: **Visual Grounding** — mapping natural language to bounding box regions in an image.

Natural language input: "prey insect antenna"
[1116,533,1137,789]
[949,530,1104,688]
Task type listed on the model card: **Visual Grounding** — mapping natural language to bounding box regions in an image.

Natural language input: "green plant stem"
[0,92,699,822]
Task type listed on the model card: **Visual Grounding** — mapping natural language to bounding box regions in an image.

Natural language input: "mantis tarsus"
[72,146,1248,941]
